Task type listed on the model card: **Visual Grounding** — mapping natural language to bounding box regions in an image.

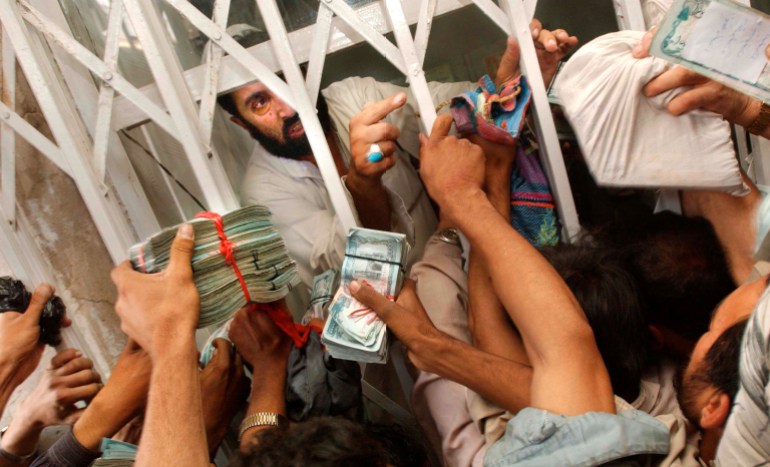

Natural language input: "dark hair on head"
[540,244,650,403]
[217,91,239,118]
[703,319,748,400]
[216,66,333,134]
[233,417,427,467]
[593,212,734,341]
[677,318,748,427]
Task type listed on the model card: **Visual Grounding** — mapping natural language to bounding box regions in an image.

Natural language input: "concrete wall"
[0,36,124,425]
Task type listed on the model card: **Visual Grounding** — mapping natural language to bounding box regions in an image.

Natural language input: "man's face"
[230,81,311,159]
[677,274,768,424]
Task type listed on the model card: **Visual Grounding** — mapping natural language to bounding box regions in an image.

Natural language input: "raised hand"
[347,93,407,182]
[111,224,199,358]
[70,340,152,451]
[0,284,54,394]
[529,19,578,88]
[632,28,758,126]
[1,349,102,460]
[199,338,249,455]
[419,114,486,221]
[228,303,292,368]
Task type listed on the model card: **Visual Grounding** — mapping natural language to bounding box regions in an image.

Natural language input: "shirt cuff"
[30,429,100,467]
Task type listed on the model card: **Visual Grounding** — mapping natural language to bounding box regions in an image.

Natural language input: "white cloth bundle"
[555,30,747,195]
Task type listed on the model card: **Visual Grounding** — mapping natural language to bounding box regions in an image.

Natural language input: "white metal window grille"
[0,0,647,416]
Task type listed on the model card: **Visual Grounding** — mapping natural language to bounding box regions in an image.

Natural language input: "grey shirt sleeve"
[29,429,100,467]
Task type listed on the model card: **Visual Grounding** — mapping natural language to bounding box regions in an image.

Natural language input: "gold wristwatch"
[238,412,287,441]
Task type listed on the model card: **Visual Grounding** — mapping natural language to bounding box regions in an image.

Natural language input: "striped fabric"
[510,132,560,247]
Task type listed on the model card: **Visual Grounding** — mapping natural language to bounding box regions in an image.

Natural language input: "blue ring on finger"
[367,152,384,163]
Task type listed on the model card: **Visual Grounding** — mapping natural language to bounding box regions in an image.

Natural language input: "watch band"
[238,412,285,441]
[435,228,461,248]
[748,101,770,135]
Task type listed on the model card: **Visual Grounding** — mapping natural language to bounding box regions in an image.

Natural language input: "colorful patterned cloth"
[450,74,532,146]
[510,131,560,247]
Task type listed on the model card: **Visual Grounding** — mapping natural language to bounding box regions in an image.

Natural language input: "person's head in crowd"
[676,319,747,430]
[594,212,735,348]
[675,274,768,461]
[540,244,650,403]
[217,76,333,160]
[233,416,428,467]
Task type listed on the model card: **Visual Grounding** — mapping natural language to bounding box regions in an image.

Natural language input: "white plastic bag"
[555,31,746,195]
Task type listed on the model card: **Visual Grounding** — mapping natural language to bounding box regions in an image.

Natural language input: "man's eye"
[251,96,269,110]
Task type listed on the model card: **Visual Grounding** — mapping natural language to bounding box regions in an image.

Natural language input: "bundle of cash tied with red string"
[322,228,409,364]
[128,205,301,328]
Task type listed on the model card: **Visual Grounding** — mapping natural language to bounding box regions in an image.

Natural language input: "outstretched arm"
[111,225,209,467]
[352,280,532,413]
[466,38,532,366]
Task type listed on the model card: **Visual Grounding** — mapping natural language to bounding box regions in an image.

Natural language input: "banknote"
[129,205,301,328]
[321,228,408,363]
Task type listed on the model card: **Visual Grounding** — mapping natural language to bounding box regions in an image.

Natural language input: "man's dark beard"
[243,114,312,160]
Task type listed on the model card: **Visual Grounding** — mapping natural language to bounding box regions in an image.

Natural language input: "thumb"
[166,223,195,279]
[632,27,655,59]
[349,280,396,323]
[496,37,521,86]
[24,283,54,325]
[428,114,454,142]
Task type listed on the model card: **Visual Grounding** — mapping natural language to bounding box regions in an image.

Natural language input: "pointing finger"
[358,93,407,125]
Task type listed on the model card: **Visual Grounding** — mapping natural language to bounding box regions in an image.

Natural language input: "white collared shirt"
[240,76,474,288]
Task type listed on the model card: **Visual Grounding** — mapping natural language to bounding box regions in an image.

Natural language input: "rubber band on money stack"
[195,212,320,349]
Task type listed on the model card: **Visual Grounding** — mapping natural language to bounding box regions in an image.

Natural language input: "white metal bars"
[470,0,581,241]
[198,0,231,144]
[0,0,137,262]
[305,3,334,108]
[18,0,179,140]
[384,0,437,131]
[613,0,646,31]
[123,0,239,214]
[109,1,472,131]
[91,0,124,181]
[1,29,16,226]
[26,0,161,240]
[413,0,437,66]
[255,0,358,231]
[162,0,358,231]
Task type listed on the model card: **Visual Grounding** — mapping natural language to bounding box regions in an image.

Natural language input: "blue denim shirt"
[484,406,671,466]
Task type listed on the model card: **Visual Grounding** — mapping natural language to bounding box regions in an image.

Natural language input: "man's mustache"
[283,114,303,137]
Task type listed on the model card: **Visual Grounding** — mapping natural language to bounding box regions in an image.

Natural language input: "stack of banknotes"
[92,439,136,466]
[302,268,340,324]
[129,206,301,328]
[322,228,409,363]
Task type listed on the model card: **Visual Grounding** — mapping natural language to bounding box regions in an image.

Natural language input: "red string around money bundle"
[195,212,320,348]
